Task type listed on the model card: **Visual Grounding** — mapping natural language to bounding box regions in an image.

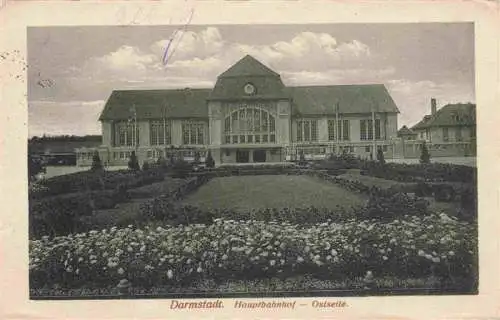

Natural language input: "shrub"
[193,152,201,164]
[29,189,129,239]
[420,142,431,164]
[171,160,193,179]
[142,161,150,171]
[432,184,456,202]
[128,151,140,171]
[28,155,46,181]
[91,151,103,172]
[363,190,429,221]
[376,147,385,165]
[156,155,169,170]
[205,151,215,169]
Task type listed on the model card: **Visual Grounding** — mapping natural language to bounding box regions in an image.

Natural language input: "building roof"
[99,55,400,120]
[218,55,280,78]
[99,88,212,121]
[412,103,476,130]
[287,84,400,116]
[397,125,417,136]
[411,115,432,131]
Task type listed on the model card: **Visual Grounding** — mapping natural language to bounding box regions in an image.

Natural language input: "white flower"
[118,267,125,275]
[448,251,455,256]
[270,260,276,266]
[167,270,174,279]
[432,257,441,263]
[418,250,425,256]
[331,249,338,256]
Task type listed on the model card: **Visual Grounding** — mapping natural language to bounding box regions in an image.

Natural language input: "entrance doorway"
[253,149,266,163]
[236,150,250,163]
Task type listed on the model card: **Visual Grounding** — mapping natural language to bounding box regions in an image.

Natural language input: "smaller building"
[405,98,476,158]
[397,125,417,141]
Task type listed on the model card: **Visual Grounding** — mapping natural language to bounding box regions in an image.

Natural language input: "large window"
[224,105,276,144]
[328,120,336,141]
[455,127,463,142]
[338,119,350,141]
[296,119,319,142]
[360,119,380,140]
[182,121,205,145]
[114,121,139,147]
[443,127,449,142]
[150,120,171,145]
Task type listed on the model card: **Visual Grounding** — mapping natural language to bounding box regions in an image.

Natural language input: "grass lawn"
[182,175,367,211]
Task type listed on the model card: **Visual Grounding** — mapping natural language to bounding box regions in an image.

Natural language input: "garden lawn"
[182,175,367,211]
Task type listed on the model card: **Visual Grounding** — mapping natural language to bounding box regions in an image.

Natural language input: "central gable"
[209,55,288,101]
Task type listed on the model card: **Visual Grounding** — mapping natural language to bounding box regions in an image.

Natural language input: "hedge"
[29,188,129,239]
[30,168,165,199]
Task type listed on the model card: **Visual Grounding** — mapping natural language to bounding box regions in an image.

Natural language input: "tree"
[420,141,431,164]
[128,151,140,171]
[299,150,306,164]
[91,151,103,172]
[194,151,201,164]
[156,153,168,170]
[376,147,386,165]
[205,150,215,168]
[28,154,45,181]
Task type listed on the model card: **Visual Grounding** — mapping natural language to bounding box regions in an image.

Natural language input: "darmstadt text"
[170,300,224,309]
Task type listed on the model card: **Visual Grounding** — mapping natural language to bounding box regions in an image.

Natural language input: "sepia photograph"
[26,22,478,300]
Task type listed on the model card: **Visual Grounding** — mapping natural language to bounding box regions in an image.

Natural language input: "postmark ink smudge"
[162,8,195,66]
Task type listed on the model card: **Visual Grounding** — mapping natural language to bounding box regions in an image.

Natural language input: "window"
[225,149,230,156]
[365,146,371,153]
[456,127,463,141]
[470,127,476,139]
[182,121,205,145]
[114,121,139,147]
[297,119,319,142]
[328,120,336,141]
[375,120,381,140]
[150,120,171,146]
[443,127,449,142]
[224,105,276,144]
[360,120,367,140]
[383,145,388,152]
[360,119,380,140]
[343,120,350,141]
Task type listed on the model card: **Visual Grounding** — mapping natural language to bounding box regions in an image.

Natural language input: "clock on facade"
[244,83,256,95]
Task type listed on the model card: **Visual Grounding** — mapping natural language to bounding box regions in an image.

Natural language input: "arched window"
[223,105,276,144]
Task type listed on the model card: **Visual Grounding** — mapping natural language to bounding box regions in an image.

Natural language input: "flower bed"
[29,214,477,291]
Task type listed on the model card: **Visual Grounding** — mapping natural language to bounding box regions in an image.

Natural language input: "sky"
[27,23,475,137]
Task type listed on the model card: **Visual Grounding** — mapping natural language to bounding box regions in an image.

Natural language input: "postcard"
[0,0,499,319]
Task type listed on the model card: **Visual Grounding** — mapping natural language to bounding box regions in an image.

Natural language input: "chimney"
[431,98,437,115]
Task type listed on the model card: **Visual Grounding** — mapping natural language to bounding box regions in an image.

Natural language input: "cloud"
[75,28,374,86]
[386,79,475,128]
[90,45,158,73]
[281,67,396,85]
[151,27,225,62]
